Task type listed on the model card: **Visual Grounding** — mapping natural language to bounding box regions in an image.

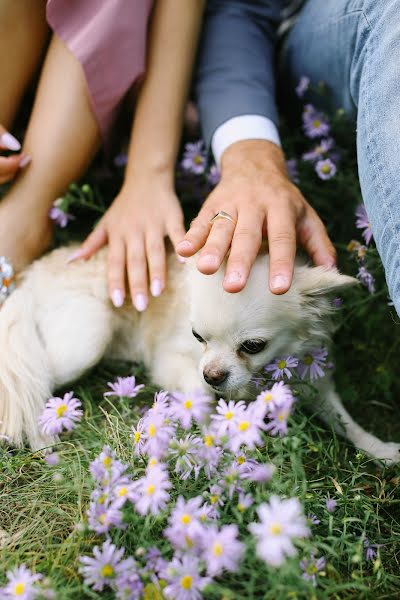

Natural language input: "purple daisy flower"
[48,198,74,228]
[240,462,276,483]
[302,137,335,162]
[363,538,381,562]
[355,203,373,244]
[264,396,295,437]
[104,376,144,399]
[2,564,42,600]
[143,547,168,577]
[298,347,328,382]
[357,266,376,293]
[210,399,246,437]
[89,446,128,485]
[307,513,321,526]
[255,381,294,415]
[170,389,212,429]
[87,499,125,534]
[325,497,337,513]
[286,158,300,184]
[142,412,175,458]
[181,141,207,175]
[168,434,203,480]
[295,75,310,98]
[38,392,83,436]
[237,492,254,512]
[162,555,211,600]
[303,112,330,139]
[264,356,299,380]
[315,158,336,180]
[164,496,205,551]
[132,465,172,516]
[131,418,147,456]
[227,402,267,453]
[79,539,136,593]
[300,554,326,586]
[115,570,143,600]
[202,524,245,577]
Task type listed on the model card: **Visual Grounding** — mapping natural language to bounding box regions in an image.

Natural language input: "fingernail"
[177,241,192,252]
[224,271,242,285]
[19,154,31,168]
[111,289,124,308]
[66,249,83,264]
[150,279,162,297]
[271,275,289,291]
[177,255,186,264]
[199,254,218,269]
[0,132,21,151]
[134,293,148,312]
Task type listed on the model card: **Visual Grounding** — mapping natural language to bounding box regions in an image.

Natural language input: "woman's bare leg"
[0,34,101,270]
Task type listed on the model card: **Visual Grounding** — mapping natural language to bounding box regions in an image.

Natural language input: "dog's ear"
[295,266,358,297]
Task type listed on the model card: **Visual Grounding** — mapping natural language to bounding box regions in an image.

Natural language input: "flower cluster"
[264,348,329,384]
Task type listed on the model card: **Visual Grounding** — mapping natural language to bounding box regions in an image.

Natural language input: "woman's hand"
[69,174,186,311]
[0,125,30,183]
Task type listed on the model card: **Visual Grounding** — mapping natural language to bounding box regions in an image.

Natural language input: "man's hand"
[177,139,336,294]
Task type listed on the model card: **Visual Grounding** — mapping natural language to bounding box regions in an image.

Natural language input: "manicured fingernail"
[111,289,124,308]
[150,279,162,297]
[66,249,83,264]
[224,271,242,285]
[19,154,31,168]
[177,241,192,252]
[0,132,21,151]
[134,293,148,312]
[177,255,186,264]
[271,275,289,291]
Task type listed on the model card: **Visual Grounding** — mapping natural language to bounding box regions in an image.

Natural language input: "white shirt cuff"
[211,115,281,166]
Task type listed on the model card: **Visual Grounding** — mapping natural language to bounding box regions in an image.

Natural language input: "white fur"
[0,246,399,463]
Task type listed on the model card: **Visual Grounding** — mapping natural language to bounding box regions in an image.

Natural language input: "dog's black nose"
[203,369,229,387]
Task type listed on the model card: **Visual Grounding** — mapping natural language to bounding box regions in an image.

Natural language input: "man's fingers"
[127,237,148,312]
[197,213,236,274]
[108,238,126,308]
[68,225,107,262]
[298,207,336,267]
[223,210,263,293]
[267,203,297,295]
[146,232,166,297]
[167,219,187,263]
[176,205,216,257]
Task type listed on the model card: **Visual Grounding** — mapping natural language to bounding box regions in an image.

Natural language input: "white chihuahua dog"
[0,246,399,463]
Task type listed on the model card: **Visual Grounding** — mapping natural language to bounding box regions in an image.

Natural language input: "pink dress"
[46,0,154,140]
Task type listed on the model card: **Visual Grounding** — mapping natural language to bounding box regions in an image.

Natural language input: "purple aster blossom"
[164,496,205,551]
[38,392,83,436]
[302,137,335,162]
[168,434,203,480]
[44,452,60,466]
[303,111,330,138]
[79,539,136,592]
[208,484,225,510]
[131,418,147,456]
[325,497,337,513]
[303,103,318,119]
[307,513,321,526]
[149,390,170,417]
[89,446,128,485]
[355,203,373,244]
[48,198,74,228]
[210,399,246,437]
[202,525,245,577]
[286,158,300,184]
[87,498,125,533]
[220,463,243,498]
[2,564,42,600]
[142,411,175,458]
[264,355,299,380]
[255,381,294,415]
[315,158,336,180]
[298,347,328,382]
[295,75,310,98]
[237,492,254,512]
[181,141,207,175]
[162,555,211,600]
[197,436,223,480]
[143,547,168,577]
[198,502,219,523]
[357,265,376,293]
[227,402,267,453]
[264,396,295,437]
[169,389,212,429]
[104,376,144,399]
[248,496,310,567]
[207,164,220,186]
[363,538,381,562]
[300,554,326,586]
[115,569,144,600]
[132,465,172,516]
[240,462,276,483]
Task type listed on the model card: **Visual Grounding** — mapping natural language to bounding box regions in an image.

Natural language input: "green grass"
[0,108,399,599]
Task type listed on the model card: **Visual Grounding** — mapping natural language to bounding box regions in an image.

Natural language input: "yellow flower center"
[321,164,331,174]
[102,456,112,468]
[237,503,245,512]
[98,493,107,505]
[313,119,321,128]
[14,583,26,596]
[237,456,246,465]
[278,412,288,422]
[270,522,282,535]
[180,575,193,589]
[147,484,156,495]
[148,423,156,437]
[118,487,127,497]
[204,434,214,447]
[210,495,219,504]
[134,431,141,443]
[184,399,192,409]
[225,411,234,420]
[56,403,67,418]
[193,155,202,165]
[99,513,107,524]
[277,360,287,370]
[148,457,158,467]
[181,513,191,525]
[303,354,313,365]
[263,392,273,403]
[101,564,114,578]
[213,542,223,556]
[238,421,250,432]
[307,564,318,575]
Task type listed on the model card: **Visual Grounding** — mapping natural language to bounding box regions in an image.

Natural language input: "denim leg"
[282,0,400,316]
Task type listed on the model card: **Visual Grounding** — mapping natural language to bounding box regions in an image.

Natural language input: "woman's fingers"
[0,155,23,184]
[68,225,107,262]
[146,231,166,297]
[108,238,126,307]
[0,127,21,151]
[127,237,148,312]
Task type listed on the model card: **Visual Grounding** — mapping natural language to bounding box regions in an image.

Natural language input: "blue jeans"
[282,0,400,316]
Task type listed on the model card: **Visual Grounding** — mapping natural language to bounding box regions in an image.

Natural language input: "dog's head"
[187,254,356,395]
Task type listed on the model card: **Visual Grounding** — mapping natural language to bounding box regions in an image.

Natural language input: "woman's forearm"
[124,0,205,186]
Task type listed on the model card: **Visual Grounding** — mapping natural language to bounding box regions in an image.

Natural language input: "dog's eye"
[192,329,205,343]
[240,339,267,354]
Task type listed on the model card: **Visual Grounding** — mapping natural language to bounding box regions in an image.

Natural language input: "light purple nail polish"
[19,154,31,168]
[66,249,83,264]
[224,271,242,285]
[271,275,289,291]
[111,289,124,308]
[0,132,21,151]
[134,293,148,312]
[150,279,162,297]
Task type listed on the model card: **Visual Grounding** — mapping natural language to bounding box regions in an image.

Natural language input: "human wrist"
[220,139,287,179]
[123,160,175,190]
